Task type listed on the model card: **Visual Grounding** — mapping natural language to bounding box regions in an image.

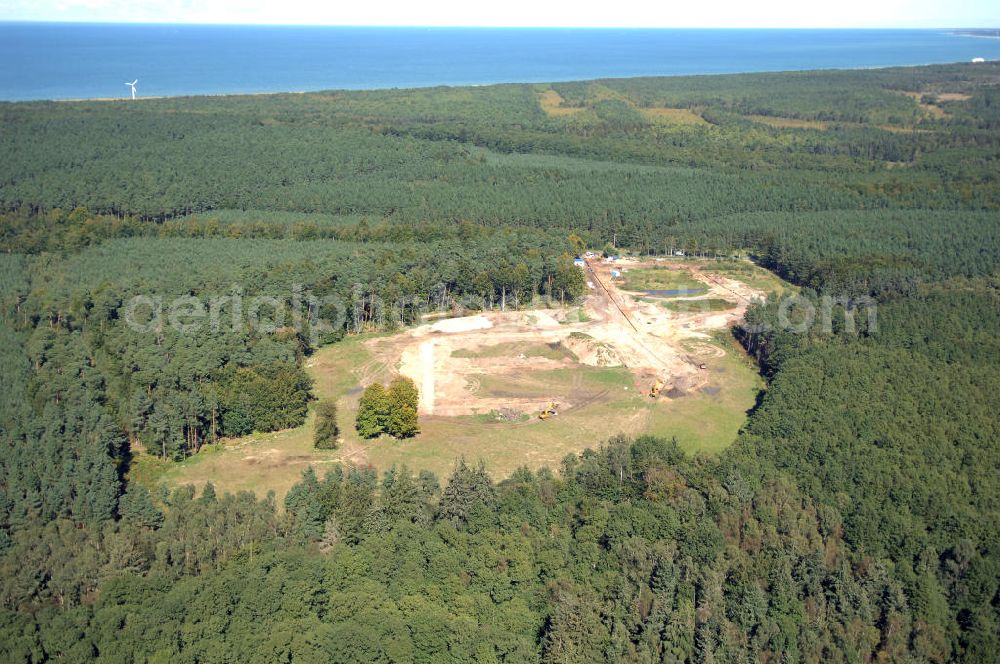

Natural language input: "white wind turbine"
[125,79,138,100]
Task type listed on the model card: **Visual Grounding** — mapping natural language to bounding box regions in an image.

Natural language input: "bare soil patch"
[538,89,585,117]
[641,107,709,125]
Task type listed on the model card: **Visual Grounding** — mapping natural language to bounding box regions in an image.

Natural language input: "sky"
[0,0,997,28]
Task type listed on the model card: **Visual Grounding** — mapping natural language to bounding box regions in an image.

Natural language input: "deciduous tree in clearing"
[356,377,419,439]
[355,383,390,439]
[387,376,420,438]
[313,400,339,449]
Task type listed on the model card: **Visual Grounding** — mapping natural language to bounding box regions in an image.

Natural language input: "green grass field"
[133,329,763,503]
[702,260,798,296]
[619,267,707,294]
[451,341,577,361]
[661,298,736,313]
[559,307,591,324]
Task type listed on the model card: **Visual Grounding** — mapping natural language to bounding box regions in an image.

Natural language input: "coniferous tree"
[117,485,164,529]
[313,401,340,449]
[199,482,217,504]
[437,459,497,531]
[284,467,324,540]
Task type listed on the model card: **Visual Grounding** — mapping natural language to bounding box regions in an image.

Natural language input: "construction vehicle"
[684,353,709,371]
[538,402,559,420]
[649,379,665,398]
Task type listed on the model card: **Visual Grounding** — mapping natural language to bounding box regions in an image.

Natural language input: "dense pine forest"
[1,63,999,661]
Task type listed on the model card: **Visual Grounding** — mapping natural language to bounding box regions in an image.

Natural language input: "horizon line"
[1,20,998,30]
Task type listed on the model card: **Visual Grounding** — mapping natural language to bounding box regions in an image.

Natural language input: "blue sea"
[2,23,999,101]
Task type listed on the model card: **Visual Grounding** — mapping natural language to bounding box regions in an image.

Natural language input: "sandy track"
[420,341,435,414]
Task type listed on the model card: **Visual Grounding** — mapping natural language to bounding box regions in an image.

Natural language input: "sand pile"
[431,315,493,334]
[563,333,625,367]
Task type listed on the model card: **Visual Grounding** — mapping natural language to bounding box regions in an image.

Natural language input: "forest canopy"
[0,63,998,662]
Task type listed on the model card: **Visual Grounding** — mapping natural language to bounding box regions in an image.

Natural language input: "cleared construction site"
[371,258,764,422]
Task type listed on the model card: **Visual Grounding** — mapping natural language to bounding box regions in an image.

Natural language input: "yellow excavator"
[649,379,665,398]
[539,402,559,420]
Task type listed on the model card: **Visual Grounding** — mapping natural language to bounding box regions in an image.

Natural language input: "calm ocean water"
[2,23,999,101]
